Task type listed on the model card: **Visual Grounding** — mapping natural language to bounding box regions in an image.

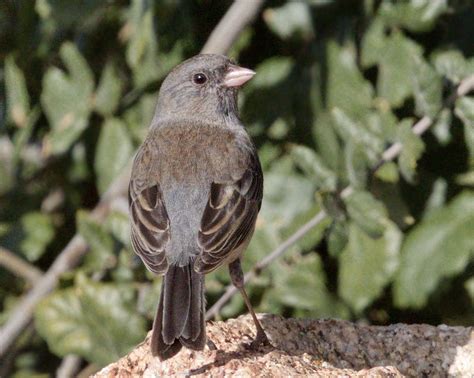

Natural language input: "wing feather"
[129,145,170,274]
[195,152,262,273]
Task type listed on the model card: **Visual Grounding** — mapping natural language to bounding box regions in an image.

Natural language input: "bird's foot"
[244,329,271,351]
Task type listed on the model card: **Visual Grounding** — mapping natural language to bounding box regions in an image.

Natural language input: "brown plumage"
[128,54,268,360]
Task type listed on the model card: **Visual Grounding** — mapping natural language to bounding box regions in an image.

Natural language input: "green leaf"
[331,108,383,162]
[264,2,314,41]
[291,145,337,191]
[363,25,424,108]
[465,277,474,305]
[135,280,161,319]
[94,63,123,117]
[111,249,134,283]
[4,56,30,127]
[260,157,316,230]
[123,94,157,143]
[431,49,471,84]
[77,211,114,271]
[361,17,386,68]
[377,32,423,107]
[432,108,452,145]
[423,178,447,217]
[344,141,368,189]
[393,191,474,308]
[327,221,348,258]
[456,170,474,187]
[375,182,413,229]
[312,112,342,172]
[41,43,94,155]
[455,96,474,162]
[281,203,331,252]
[20,212,55,262]
[248,57,293,89]
[273,253,349,318]
[242,220,281,273]
[35,276,146,366]
[105,210,131,247]
[327,41,373,116]
[339,221,401,313]
[0,138,14,194]
[379,0,448,32]
[375,162,399,183]
[344,190,389,238]
[412,57,443,118]
[94,118,133,194]
[397,119,425,183]
[258,143,280,169]
[319,192,346,222]
[267,118,289,140]
[12,107,41,167]
[125,0,160,87]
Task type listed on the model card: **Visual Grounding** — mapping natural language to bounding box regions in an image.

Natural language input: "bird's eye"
[193,73,207,85]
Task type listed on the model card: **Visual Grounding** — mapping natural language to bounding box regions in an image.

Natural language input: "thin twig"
[205,75,474,320]
[381,116,432,163]
[0,163,130,358]
[201,0,265,54]
[457,75,474,97]
[206,210,328,320]
[0,247,44,284]
[56,355,82,378]
[0,1,265,359]
[0,234,87,356]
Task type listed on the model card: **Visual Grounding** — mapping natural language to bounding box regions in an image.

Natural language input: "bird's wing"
[195,150,263,273]
[129,143,170,274]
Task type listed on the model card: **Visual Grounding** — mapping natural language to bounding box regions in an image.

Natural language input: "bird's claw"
[244,330,271,350]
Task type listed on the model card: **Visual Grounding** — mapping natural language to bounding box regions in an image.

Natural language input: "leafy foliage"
[35,274,146,366]
[0,0,473,375]
[393,191,474,308]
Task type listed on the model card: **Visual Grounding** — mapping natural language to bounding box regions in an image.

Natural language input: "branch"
[206,74,474,320]
[201,0,265,55]
[0,247,43,284]
[206,211,328,320]
[0,234,87,356]
[0,1,265,358]
[56,355,82,378]
[0,163,130,357]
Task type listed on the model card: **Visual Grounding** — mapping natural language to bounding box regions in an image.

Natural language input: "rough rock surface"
[94,314,473,377]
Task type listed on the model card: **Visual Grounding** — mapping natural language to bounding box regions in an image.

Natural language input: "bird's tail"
[151,260,206,360]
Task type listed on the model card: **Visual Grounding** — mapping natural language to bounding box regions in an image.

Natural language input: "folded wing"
[195,153,263,273]
[129,146,170,274]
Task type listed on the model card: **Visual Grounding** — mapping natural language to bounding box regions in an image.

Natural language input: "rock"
[93,314,473,377]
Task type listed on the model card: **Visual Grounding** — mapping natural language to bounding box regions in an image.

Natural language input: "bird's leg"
[228,259,270,349]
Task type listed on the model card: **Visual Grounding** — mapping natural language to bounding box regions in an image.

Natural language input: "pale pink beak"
[223,65,256,87]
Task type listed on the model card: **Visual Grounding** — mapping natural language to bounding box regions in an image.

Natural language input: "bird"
[128,54,269,361]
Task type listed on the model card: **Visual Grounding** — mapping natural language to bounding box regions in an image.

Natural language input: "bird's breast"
[147,123,249,264]
[154,124,246,186]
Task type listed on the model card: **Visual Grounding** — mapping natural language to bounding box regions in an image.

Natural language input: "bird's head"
[153,54,255,126]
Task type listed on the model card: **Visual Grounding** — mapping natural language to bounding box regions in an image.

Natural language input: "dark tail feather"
[151,261,206,360]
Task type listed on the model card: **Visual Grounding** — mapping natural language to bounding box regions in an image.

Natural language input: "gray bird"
[128,54,269,360]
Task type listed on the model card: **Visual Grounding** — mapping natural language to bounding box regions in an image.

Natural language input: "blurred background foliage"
[1,0,473,375]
